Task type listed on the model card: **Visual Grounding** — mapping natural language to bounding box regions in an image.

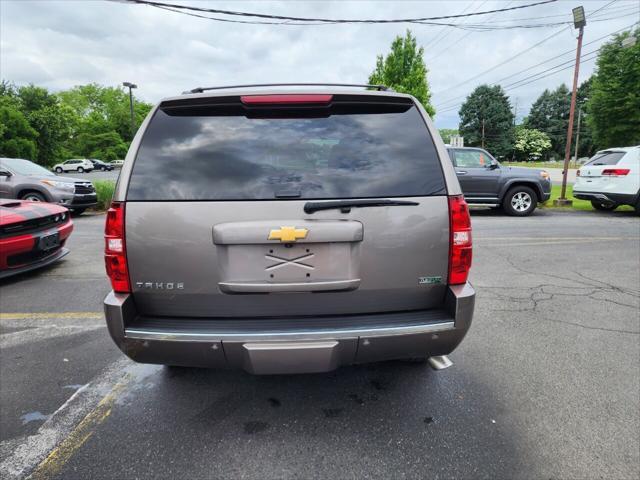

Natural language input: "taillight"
[448,195,472,285]
[240,94,333,105]
[602,168,630,176]
[104,201,130,293]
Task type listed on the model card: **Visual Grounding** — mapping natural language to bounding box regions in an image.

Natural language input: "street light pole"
[556,6,586,206]
[122,82,138,139]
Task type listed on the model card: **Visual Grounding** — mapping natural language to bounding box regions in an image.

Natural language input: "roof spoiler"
[182,83,391,95]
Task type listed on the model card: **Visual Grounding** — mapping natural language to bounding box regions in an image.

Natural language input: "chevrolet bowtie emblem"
[268,226,308,243]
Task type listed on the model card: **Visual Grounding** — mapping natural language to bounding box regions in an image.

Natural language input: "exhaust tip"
[428,355,453,370]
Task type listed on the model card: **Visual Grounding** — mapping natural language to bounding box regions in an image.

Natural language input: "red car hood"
[0,199,69,226]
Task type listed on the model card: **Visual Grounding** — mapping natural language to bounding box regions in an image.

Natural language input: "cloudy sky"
[1,0,638,128]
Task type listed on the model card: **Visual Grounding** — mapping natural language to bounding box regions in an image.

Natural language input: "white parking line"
[0,359,159,480]
[0,325,105,349]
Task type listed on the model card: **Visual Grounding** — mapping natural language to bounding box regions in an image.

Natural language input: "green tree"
[368,30,435,116]
[57,84,152,159]
[0,99,38,160]
[587,28,640,148]
[574,77,595,158]
[458,85,514,158]
[524,84,570,159]
[76,131,128,161]
[17,85,73,166]
[438,128,459,144]
[513,126,552,161]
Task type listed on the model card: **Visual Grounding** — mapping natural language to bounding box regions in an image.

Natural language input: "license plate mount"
[39,232,60,251]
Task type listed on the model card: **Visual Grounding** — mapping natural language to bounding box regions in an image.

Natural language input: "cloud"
[1,0,638,128]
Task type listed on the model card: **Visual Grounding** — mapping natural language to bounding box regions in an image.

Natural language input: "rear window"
[585,151,625,166]
[126,99,446,201]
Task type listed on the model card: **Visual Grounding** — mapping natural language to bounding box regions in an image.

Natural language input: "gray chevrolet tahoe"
[447,147,552,216]
[0,157,97,213]
[103,84,475,374]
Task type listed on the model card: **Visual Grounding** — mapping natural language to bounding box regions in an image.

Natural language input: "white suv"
[574,146,639,213]
[52,159,94,174]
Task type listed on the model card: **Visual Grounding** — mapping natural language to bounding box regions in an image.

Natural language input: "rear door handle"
[456,170,468,175]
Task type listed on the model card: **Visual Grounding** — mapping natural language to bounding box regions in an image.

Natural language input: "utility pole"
[122,82,138,139]
[511,99,518,161]
[556,6,586,206]
[573,108,582,168]
[481,118,485,149]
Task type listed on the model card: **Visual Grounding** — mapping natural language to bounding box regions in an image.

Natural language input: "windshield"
[127,104,446,201]
[0,158,55,176]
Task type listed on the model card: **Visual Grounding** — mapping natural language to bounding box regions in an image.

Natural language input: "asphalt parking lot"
[1,209,638,479]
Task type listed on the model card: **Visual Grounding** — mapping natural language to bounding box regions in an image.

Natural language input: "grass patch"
[94,180,116,211]
[542,184,634,212]
[502,161,574,169]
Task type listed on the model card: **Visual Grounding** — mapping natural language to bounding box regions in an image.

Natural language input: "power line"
[436,53,599,115]
[426,0,497,62]
[434,26,569,101]
[423,1,486,52]
[502,52,598,90]
[121,0,559,25]
[126,0,634,31]
[459,2,638,24]
[435,20,638,114]
[434,2,634,109]
[491,23,637,86]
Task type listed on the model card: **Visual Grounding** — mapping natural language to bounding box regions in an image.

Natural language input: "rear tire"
[55,167,63,173]
[502,186,537,216]
[591,200,617,211]
[77,167,84,173]
[21,191,46,202]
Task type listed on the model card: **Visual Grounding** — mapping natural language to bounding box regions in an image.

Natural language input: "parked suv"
[52,159,94,173]
[103,85,475,374]
[446,147,552,216]
[0,157,97,214]
[573,146,640,212]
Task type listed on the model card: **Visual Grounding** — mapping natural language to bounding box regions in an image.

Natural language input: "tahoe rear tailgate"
[124,93,450,318]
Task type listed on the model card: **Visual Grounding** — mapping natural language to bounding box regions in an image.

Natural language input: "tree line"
[371,29,639,161]
[0,82,152,165]
[1,28,637,166]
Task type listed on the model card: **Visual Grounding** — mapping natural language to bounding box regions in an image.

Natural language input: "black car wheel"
[55,167,63,173]
[77,167,84,173]
[21,192,46,202]
[591,200,618,211]
[503,186,537,216]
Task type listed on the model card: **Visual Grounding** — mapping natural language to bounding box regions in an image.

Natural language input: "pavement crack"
[539,317,639,335]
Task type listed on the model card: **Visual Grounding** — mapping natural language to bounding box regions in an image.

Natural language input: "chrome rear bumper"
[104,283,475,374]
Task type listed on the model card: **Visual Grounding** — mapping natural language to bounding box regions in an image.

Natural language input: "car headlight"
[41,180,75,192]
[540,171,550,180]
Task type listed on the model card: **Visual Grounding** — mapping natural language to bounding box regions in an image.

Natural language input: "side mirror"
[0,169,12,177]
[487,159,499,170]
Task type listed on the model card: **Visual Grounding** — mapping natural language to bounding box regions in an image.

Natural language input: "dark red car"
[0,199,73,279]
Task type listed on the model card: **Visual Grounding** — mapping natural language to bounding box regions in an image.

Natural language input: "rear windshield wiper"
[304,199,419,214]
